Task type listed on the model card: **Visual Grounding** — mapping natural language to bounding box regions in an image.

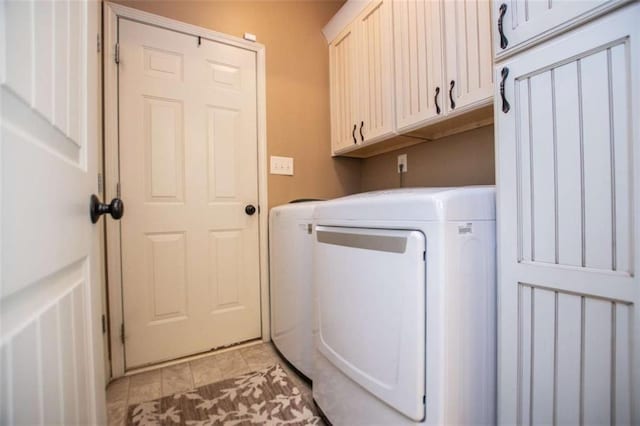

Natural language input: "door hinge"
[120,323,125,344]
[98,172,103,194]
[114,43,120,64]
[97,33,101,53]
[423,251,426,261]
[101,314,107,334]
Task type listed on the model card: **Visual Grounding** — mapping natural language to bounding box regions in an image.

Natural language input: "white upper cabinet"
[394,0,493,134]
[355,0,394,144]
[329,0,394,153]
[493,0,627,58]
[325,0,494,156]
[329,26,359,152]
[393,0,444,131]
[444,0,494,112]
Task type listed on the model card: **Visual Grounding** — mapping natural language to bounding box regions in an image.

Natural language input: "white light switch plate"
[270,156,294,175]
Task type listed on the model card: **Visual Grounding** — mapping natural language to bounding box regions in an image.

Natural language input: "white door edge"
[102,2,269,379]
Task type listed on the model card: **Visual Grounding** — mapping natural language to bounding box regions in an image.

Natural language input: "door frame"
[103,2,269,378]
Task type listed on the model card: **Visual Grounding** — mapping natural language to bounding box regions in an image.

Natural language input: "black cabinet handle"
[352,124,357,144]
[434,86,441,115]
[90,194,124,223]
[498,3,509,50]
[245,204,257,215]
[359,121,364,142]
[500,67,510,113]
[449,80,456,110]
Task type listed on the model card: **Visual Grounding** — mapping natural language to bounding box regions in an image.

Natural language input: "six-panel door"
[118,19,261,368]
[496,5,639,424]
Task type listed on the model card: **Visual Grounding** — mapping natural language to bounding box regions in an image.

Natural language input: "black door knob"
[245,204,257,216]
[90,194,124,223]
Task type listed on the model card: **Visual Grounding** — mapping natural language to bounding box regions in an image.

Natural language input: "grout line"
[159,367,164,398]
[188,361,196,391]
[124,377,130,409]
[124,339,264,376]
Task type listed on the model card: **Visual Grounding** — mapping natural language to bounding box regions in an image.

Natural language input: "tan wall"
[111,0,361,209]
[112,0,495,202]
[360,126,496,191]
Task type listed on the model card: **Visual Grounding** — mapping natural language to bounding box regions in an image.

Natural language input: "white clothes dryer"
[312,187,496,425]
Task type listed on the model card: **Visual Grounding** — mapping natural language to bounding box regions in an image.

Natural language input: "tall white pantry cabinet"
[495,1,640,425]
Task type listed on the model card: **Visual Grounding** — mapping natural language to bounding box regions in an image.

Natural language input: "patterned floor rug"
[127,364,321,426]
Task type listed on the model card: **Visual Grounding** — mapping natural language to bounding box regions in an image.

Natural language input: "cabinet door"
[496,5,639,425]
[444,0,493,112]
[329,25,359,153]
[493,0,621,57]
[393,0,444,132]
[354,0,394,144]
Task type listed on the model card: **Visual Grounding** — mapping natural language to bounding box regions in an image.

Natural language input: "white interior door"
[496,5,640,424]
[0,0,106,424]
[118,19,261,368]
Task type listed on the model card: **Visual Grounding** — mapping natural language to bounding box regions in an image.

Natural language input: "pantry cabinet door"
[496,5,640,425]
[329,25,359,153]
[443,0,493,112]
[493,0,623,57]
[393,0,444,132]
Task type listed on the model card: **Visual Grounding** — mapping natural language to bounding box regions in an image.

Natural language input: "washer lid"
[313,186,495,222]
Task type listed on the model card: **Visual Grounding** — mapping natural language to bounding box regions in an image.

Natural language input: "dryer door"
[315,226,426,421]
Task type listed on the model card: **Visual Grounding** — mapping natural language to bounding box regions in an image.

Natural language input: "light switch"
[270,156,294,176]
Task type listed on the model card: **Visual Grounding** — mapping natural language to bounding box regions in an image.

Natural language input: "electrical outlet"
[270,156,294,175]
[397,154,408,173]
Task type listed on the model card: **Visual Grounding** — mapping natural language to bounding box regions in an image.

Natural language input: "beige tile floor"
[106,342,311,426]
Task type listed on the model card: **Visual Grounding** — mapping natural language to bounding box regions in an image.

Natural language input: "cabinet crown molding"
[322,0,369,43]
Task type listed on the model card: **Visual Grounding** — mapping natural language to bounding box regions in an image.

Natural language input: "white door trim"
[103,2,269,378]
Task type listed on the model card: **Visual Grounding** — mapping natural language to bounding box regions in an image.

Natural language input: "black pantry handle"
[359,121,364,142]
[498,3,509,50]
[434,86,441,115]
[500,67,511,113]
[449,80,456,110]
[90,194,124,224]
[352,124,357,144]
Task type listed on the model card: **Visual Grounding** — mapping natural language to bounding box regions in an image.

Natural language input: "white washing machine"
[269,200,324,380]
[312,187,496,425]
